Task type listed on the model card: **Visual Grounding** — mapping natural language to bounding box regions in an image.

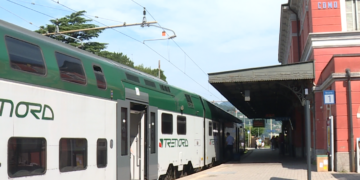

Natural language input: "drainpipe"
[346,69,355,172]
[288,1,302,62]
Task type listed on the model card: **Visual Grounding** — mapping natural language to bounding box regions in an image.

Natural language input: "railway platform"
[178,148,360,180]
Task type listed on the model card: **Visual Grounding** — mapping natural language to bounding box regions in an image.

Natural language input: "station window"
[59,138,87,172]
[150,112,156,153]
[5,36,46,75]
[177,116,186,135]
[209,122,213,136]
[121,108,128,156]
[161,113,173,134]
[55,52,86,84]
[346,0,360,31]
[8,137,46,177]
[93,65,106,89]
[97,139,107,168]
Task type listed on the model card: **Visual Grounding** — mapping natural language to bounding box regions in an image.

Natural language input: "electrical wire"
[0,5,42,28]
[17,0,72,12]
[130,0,221,99]
[51,0,222,100]
[16,0,124,23]
[7,0,55,19]
[51,0,142,43]
[143,43,213,97]
[131,0,207,75]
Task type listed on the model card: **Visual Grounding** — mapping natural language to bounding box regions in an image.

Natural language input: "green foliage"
[134,64,167,81]
[244,127,265,138]
[97,52,167,81]
[35,11,107,54]
[34,11,167,82]
[97,51,135,67]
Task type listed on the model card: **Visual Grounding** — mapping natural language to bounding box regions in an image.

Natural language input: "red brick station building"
[208,0,360,172]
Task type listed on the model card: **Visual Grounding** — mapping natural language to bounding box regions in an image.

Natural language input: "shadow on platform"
[226,148,317,172]
[332,173,360,180]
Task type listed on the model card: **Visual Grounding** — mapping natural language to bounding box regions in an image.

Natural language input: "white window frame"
[343,0,360,31]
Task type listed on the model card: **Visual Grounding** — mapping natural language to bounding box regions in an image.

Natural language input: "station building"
[208,0,360,172]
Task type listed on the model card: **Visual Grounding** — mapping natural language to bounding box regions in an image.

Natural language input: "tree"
[35,11,167,82]
[134,64,167,81]
[97,51,135,67]
[35,11,107,54]
[244,127,265,138]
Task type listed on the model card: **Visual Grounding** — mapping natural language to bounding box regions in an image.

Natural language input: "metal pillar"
[305,100,311,180]
[346,69,355,172]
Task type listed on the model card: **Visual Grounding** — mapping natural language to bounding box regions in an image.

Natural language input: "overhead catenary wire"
[0,5,42,28]
[131,0,208,76]
[16,0,72,12]
[17,0,222,101]
[16,0,125,23]
[130,0,221,99]
[51,0,143,43]
[7,0,56,19]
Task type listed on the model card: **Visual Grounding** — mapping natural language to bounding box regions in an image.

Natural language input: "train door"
[213,122,220,161]
[116,99,131,180]
[148,106,158,180]
[219,122,224,161]
[129,102,147,180]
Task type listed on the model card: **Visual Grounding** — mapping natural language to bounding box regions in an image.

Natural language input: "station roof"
[208,61,314,119]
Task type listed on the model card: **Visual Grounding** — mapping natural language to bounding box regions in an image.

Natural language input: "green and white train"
[0,20,243,180]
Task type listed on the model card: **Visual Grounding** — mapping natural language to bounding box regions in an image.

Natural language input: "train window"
[121,108,128,156]
[126,73,140,83]
[177,116,186,135]
[209,122,213,136]
[184,94,194,108]
[161,113,173,134]
[213,122,218,137]
[93,65,107,89]
[150,112,156,153]
[59,138,87,172]
[5,36,46,75]
[145,79,156,88]
[8,137,46,177]
[55,52,86,85]
[97,139,107,168]
[160,85,171,93]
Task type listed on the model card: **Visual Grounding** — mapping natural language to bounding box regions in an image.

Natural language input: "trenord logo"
[0,98,54,120]
[159,138,188,148]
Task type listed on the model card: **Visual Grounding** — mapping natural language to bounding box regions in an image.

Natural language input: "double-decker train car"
[0,20,242,180]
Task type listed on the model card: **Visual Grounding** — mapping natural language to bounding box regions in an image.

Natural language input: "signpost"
[327,116,334,171]
[253,120,265,127]
[324,90,335,171]
[323,90,335,105]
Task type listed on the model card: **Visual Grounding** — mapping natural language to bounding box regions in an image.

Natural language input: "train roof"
[0,20,166,84]
[0,20,242,122]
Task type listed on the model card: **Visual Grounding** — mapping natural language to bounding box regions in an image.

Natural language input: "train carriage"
[0,20,242,180]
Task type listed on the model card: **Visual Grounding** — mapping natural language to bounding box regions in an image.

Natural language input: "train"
[0,19,243,180]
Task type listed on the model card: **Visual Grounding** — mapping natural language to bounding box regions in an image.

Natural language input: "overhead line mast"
[42,21,158,35]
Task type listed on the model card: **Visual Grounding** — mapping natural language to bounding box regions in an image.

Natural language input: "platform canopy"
[209,61,314,119]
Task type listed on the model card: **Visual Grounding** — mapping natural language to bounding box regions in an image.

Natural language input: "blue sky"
[1,0,288,102]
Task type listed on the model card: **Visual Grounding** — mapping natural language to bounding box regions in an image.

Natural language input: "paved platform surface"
[178,148,360,180]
